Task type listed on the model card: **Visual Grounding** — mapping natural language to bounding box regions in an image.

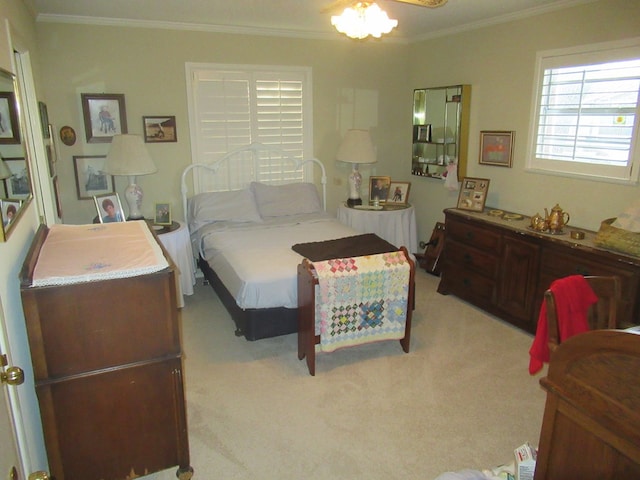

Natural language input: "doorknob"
[29,472,50,480]
[1,366,25,386]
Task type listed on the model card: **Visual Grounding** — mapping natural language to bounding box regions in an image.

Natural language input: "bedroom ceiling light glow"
[331,2,398,39]
[104,134,157,220]
[336,129,377,206]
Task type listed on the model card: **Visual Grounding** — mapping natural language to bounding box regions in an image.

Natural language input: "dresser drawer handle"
[463,278,471,287]
[466,231,475,240]
[575,266,590,275]
[463,253,472,263]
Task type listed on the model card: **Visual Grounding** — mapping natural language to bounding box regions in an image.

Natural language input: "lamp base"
[347,198,362,207]
[124,180,144,220]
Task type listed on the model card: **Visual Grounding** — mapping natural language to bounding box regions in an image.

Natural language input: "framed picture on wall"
[3,157,30,199]
[73,155,115,200]
[457,177,490,212]
[0,92,20,144]
[479,131,515,167]
[143,116,177,143]
[81,93,128,143]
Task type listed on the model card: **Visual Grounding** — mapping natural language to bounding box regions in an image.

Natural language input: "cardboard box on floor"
[514,443,537,480]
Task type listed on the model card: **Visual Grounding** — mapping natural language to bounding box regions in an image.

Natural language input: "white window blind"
[185,63,313,192]
[527,38,640,184]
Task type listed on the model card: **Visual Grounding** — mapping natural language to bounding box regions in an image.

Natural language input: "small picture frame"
[0,92,20,144]
[1,199,21,227]
[479,131,515,167]
[369,176,391,204]
[154,203,172,225]
[59,125,77,146]
[386,181,411,206]
[94,193,126,223]
[81,93,128,143]
[38,101,50,139]
[143,116,177,143]
[73,155,115,200]
[415,124,431,142]
[3,157,30,199]
[457,177,490,212]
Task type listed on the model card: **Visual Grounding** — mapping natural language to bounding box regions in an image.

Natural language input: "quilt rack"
[297,247,415,376]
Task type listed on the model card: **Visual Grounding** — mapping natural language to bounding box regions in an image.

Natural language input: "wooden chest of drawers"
[20,224,192,480]
[438,209,640,334]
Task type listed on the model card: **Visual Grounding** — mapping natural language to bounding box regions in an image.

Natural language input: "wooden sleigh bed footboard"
[197,256,298,340]
[297,247,415,376]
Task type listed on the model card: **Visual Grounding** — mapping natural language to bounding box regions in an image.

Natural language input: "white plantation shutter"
[186,64,313,192]
[527,38,640,184]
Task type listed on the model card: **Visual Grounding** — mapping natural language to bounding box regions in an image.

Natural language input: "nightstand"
[337,203,418,254]
[155,221,195,307]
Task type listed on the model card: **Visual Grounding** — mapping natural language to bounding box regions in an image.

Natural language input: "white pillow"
[188,189,262,232]
[250,182,322,218]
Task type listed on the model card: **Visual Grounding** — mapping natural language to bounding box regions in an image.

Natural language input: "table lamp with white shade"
[336,129,377,207]
[103,134,157,220]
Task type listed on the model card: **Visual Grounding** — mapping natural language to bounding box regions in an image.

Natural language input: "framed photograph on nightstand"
[386,181,411,206]
[154,203,172,225]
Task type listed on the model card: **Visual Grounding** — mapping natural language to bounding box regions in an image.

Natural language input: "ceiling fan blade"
[390,0,448,7]
[320,0,354,14]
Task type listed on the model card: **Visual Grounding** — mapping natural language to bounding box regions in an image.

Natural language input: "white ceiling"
[31,0,597,42]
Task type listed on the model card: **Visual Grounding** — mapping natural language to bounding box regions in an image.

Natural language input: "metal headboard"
[181,142,327,221]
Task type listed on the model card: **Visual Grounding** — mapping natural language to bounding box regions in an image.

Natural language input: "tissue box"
[514,443,537,480]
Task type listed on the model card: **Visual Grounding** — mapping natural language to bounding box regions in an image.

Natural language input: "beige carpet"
[147,269,547,479]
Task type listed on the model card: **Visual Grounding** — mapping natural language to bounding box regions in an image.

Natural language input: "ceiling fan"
[323,0,448,39]
[321,0,448,14]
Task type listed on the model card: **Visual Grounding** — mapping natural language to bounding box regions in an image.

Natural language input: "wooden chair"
[545,275,621,352]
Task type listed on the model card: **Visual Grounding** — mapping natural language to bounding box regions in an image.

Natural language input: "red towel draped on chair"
[528,275,598,374]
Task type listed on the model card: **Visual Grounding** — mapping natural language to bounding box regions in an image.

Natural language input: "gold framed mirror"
[0,66,32,241]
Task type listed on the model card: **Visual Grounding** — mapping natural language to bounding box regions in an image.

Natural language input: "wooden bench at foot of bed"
[297,246,415,376]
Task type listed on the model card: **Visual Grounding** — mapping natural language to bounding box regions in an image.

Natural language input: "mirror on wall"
[0,67,32,241]
[411,84,471,180]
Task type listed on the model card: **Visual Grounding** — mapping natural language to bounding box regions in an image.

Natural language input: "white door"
[0,351,22,480]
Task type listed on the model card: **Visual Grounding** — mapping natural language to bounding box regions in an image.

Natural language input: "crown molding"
[35,13,412,43]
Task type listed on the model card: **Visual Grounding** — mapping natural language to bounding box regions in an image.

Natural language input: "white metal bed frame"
[180,142,328,219]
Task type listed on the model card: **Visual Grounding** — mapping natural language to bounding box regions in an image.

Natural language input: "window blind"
[186,64,312,192]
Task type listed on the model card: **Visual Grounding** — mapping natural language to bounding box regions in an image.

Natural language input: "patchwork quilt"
[312,250,411,353]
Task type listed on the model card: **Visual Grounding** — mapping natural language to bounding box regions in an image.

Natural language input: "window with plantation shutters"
[527,38,640,184]
[185,63,313,192]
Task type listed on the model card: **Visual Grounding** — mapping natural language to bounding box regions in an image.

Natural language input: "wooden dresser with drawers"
[437,208,640,334]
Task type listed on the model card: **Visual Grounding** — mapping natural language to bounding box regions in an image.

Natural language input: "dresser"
[20,223,192,480]
[438,208,640,334]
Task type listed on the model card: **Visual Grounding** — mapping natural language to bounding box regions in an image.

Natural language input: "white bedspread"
[195,214,362,309]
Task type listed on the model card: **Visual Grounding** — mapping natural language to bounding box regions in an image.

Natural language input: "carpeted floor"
[147,269,547,479]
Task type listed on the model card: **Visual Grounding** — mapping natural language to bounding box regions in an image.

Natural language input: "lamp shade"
[336,129,377,164]
[104,134,157,176]
[0,155,11,180]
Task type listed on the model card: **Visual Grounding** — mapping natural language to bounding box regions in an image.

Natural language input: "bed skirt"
[197,257,298,340]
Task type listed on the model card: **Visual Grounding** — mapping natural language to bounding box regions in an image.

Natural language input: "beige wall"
[36,0,640,244]
[35,24,409,223]
[409,0,640,241]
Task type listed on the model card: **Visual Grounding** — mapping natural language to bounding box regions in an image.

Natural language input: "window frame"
[185,62,314,192]
[526,37,640,185]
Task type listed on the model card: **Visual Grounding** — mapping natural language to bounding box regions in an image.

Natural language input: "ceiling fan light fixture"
[331,2,398,39]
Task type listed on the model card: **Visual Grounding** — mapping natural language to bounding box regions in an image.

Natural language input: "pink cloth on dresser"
[528,275,598,374]
[32,222,168,287]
